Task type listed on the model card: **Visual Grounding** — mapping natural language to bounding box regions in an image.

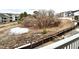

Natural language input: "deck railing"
[40,33,79,49]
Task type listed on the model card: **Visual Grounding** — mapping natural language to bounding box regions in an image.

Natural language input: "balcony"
[40,33,79,49]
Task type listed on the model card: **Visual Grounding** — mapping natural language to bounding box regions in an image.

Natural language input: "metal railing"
[40,33,79,49]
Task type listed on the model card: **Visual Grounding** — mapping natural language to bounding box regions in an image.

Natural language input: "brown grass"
[0,19,74,49]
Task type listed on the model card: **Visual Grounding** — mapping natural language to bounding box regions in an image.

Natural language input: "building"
[0,13,9,23]
[6,13,19,21]
[56,10,79,22]
[73,11,79,20]
[56,11,73,17]
[0,13,19,23]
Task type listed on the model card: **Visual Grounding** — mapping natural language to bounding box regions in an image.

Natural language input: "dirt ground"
[0,19,75,49]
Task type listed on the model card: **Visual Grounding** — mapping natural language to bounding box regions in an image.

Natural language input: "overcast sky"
[0,0,79,13]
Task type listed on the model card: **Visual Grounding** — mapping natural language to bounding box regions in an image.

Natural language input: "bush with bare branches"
[22,9,61,29]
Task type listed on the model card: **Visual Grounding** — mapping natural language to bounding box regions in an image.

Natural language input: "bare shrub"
[42,28,47,34]
[23,9,61,29]
[23,16,37,28]
[33,10,61,28]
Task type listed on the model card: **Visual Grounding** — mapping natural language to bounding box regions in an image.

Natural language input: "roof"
[0,13,9,18]
[74,12,79,16]
[0,13,20,18]
[0,14,6,17]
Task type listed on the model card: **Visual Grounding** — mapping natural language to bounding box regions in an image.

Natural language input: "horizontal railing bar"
[40,33,79,49]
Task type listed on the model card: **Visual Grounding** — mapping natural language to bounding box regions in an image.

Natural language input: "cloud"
[0,9,36,14]
[0,0,78,13]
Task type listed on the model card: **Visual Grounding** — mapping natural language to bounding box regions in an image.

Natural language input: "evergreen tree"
[24,12,27,17]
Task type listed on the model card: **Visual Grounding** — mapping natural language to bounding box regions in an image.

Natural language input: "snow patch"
[9,27,29,35]
[74,22,77,26]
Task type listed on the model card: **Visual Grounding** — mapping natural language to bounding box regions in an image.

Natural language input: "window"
[4,18,7,19]
[75,16,78,20]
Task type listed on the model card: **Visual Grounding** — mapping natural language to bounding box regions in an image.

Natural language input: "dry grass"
[0,19,74,49]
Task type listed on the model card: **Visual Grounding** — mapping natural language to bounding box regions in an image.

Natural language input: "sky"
[0,0,79,14]
[0,9,36,14]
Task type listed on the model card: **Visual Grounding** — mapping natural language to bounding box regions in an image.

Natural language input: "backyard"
[0,18,75,49]
[0,10,76,49]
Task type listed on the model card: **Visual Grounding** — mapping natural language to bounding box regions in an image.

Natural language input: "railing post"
[74,41,77,49]
[77,39,79,48]
[69,44,72,49]
[71,43,74,49]
[76,40,78,49]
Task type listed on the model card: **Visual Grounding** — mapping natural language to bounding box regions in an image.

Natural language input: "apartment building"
[0,13,19,23]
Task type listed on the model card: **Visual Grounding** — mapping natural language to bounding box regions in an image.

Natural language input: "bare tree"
[23,9,60,29]
[33,9,59,28]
